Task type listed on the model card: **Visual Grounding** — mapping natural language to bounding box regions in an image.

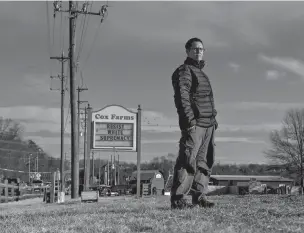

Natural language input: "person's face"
[186,41,205,61]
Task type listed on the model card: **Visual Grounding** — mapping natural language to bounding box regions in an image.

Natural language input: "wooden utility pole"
[52,0,109,199]
[107,159,109,186]
[82,104,87,187]
[77,86,88,167]
[110,154,113,186]
[50,51,69,192]
[98,153,101,185]
[92,151,95,185]
[28,154,31,183]
[117,154,120,185]
[113,147,116,185]
[114,154,116,185]
[136,105,142,198]
[85,104,92,190]
[68,1,78,199]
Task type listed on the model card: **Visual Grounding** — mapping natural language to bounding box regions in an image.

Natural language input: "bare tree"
[264,108,304,192]
[0,117,24,140]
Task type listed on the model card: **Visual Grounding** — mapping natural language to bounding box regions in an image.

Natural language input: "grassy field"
[0,194,304,233]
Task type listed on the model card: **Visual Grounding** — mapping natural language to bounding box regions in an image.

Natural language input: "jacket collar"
[184,57,205,69]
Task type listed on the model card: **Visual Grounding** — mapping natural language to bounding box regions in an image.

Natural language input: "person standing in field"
[170,37,218,209]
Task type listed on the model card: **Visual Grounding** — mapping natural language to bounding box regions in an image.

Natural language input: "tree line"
[1,108,304,187]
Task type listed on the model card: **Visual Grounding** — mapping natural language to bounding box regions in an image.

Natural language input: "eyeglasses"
[190,48,206,52]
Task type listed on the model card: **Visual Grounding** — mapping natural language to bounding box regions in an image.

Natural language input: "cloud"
[0,106,60,122]
[25,135,70,146]
[219,101,304,111]
[22,74,51,93]
[23,135,71,157]
[106,2,229,48]
[0,105,288,137]
[0,106,70,134]
[0,106,281,158]
[131,108,285,134]
[128,108,179,133]
[216,137,266,144]
[217,124,281,133]
[259,54,304,78]
[228,62,240,72]
[141,137,266,145]
[265,70,285,81]
[142,125,180,133]
[142,122,281,134]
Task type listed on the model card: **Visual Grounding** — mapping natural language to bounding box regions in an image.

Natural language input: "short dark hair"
[185,37,203,50]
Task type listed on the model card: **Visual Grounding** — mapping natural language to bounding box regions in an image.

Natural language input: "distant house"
[210,175,294,188]
[129,170,165,195]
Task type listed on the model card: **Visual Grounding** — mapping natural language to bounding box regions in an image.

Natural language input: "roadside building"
[129,170,165,195]
[210,175,294,188]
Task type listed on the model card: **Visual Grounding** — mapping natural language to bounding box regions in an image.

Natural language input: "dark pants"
[171,125,215,203]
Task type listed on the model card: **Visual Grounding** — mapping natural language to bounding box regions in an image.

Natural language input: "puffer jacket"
[172,57,218,130]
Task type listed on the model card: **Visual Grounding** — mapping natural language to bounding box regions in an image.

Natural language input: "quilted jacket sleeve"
[172,65,196,128]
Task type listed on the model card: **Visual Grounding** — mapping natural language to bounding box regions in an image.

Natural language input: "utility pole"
[92,151,95,185]
[77,86,88,161]
[110,154,113,186]
[117,154,120,185]
[107,159,110,185]
[68,1,78,199]
[36,154,38,173]
[301,151,303,195]
[98,153,101,185]
[77,88,88,190]
[28,154,31,183]
[50,51,69,192]
[53,0,109,199]
[113,154,116,185]
[136,105,142,198]
[85,104,92,190]
[83,104,87,187]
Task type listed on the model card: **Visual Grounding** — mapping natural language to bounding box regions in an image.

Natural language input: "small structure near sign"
[129,170,165,196]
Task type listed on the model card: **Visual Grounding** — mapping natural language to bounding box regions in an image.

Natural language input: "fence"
[0,179,46,203]
[0,180,20,203]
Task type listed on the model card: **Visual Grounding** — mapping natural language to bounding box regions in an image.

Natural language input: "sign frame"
[91,104,137,152]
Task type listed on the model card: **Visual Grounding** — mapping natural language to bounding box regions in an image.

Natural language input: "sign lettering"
[95,114,134,121]
[94,122,134,148]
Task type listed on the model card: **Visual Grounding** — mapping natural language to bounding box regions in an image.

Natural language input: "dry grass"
[1,194,304,233]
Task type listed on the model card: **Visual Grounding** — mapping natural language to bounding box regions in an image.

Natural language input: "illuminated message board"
[92,105,137,151]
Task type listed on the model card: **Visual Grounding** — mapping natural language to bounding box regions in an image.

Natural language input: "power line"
[0,139,33,146]
[46,1,53,77]
[79,18,104,73]
[76,2,91,63]
[141,124,179,127]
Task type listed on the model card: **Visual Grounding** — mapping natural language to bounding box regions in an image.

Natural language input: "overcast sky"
[1,1,304,165]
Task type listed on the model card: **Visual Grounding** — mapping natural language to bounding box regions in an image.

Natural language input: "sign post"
[136,105,142,198]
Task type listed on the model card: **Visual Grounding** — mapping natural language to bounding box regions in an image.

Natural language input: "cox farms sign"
[92,105,137,151]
